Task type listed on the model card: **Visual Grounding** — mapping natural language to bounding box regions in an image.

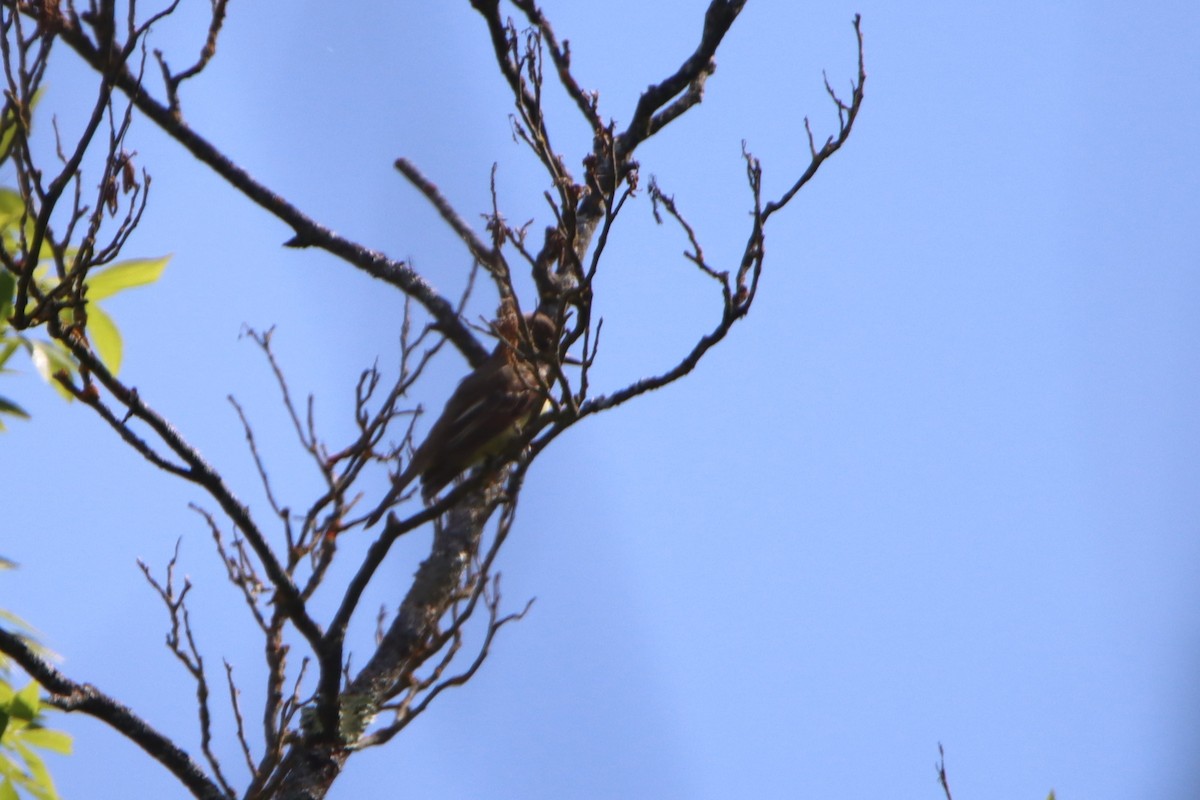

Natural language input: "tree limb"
[0,627,229,800]
[36,9,488,365]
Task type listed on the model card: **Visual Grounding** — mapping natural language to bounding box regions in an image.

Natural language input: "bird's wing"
[441,366,539,453]
[417,360,546,496]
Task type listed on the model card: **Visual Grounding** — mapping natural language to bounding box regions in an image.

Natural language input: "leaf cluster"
[0,186,169,430]
[0,679,71,800]
[0,564,70,800]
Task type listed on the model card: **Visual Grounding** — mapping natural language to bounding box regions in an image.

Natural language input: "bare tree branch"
[39,8,488,364]
[509,0,603,136]
[0,627,228,800]
[153,0,229,116]
[50,325,326,651]
[615,0,746,157]
[937,743,954,800]
[138,545,237,797]
[0,4,866,799]
[762,14,866,219]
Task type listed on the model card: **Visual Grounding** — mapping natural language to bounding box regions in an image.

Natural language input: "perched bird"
[366,312,557,526]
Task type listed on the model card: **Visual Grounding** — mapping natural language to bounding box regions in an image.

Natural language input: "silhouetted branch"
[937,743,954,800]
[0,626,227,800]
[0,4,866,799]
[615,0,746,157]
[38,7,488,364]
[153,0,229,116]
[138,544,237,797]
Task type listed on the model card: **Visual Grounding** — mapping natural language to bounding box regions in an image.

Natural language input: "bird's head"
[493,309,558,366]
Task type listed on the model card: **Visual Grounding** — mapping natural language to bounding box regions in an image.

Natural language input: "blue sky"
[3,1,1199,798]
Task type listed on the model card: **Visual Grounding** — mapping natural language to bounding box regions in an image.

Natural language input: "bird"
[365,311,557,527]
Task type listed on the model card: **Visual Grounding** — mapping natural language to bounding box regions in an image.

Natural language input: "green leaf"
[0,269,14,325]
[0,87,41,165]
[0,612,32,630]
[85,255,170,301]
[0,191,23,236]
[11,742,54,800]
[27,340,75,389]
[0,777,19,800]
[9,686,36,724]
[84,304,122,375]
[0,397,29,420]
[0,610,49,664]
[14,730,68,758]
[0,339,18,370]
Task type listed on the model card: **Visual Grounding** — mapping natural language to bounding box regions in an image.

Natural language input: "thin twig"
[138,545,237,797]
[937,743,954,800]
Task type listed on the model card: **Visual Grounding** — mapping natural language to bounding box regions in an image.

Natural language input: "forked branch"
[0,5,866,800]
